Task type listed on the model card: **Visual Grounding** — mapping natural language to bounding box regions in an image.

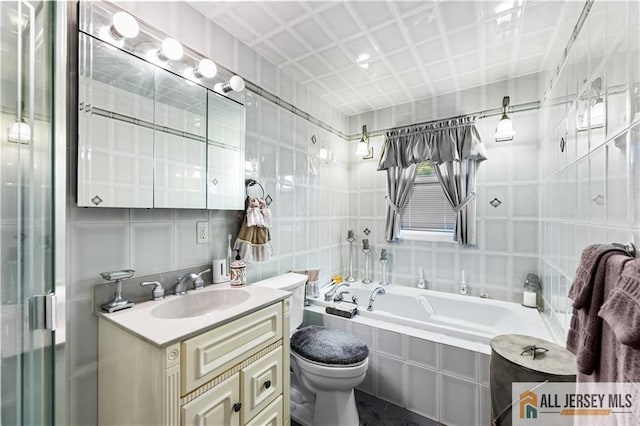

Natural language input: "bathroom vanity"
[97,285,291,426]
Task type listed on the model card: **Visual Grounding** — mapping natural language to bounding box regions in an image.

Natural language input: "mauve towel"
[567,252,631,375]
[599,260,640,349]
[568,244,627,309]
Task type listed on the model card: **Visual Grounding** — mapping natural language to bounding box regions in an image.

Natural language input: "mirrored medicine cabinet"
[76,2,245,210]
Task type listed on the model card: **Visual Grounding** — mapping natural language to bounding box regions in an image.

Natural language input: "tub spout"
[367,286,386,311]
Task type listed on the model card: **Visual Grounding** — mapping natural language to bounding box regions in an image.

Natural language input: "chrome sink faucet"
[334,289,350,302]
[324,283,350,302]
[174,268,211,295]
[367,286,386,311]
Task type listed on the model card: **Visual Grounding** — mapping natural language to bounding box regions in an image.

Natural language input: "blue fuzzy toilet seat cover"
[291,325,369,365]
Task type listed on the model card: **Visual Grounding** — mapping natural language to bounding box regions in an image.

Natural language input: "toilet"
[255,273,369,426]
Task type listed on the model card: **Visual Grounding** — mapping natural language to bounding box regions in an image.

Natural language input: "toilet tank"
[252,272,307,333]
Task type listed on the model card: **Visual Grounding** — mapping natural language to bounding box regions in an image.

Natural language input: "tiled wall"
[347,74,542,304]
[539,0,640,340]
[65,2,348,424]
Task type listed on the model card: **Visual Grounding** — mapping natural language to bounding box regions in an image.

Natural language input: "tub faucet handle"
[140,281,164,301]
[334,290,350,302]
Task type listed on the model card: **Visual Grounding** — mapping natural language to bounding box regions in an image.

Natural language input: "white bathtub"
[303,282,554,426]
[309,283,552,353]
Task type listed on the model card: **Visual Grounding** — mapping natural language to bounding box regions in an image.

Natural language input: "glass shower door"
[0,1,56,425]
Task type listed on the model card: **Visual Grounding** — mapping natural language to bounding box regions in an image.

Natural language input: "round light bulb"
[229,75,245,92]
[112,11,139,39]
[98,26,124,48]
[213,83,224,94]
[196,59,217,79]
[160,38,183,61]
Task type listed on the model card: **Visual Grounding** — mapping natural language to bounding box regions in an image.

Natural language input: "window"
[400,162,456,237]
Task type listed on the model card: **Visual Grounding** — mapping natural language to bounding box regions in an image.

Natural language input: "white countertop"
[97,282,290,347]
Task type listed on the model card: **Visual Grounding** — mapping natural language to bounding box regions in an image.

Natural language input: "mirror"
[77,33,156,208]
[207,91,245,210]
[153,70,207,209]
[77,6,245,210]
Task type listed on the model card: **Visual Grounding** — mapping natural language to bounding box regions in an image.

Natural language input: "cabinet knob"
[232,402,242,413]
[263,380,271,389]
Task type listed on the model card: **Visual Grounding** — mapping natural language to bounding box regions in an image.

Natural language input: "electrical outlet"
[196,222,208,244]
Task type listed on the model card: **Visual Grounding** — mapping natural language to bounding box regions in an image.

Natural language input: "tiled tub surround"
[538,0,640,340]
[303,282,552,426]
[65,2,350,424]
[347,74,542,304]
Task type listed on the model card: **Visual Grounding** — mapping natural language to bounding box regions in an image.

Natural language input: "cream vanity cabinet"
[98,301,290,426]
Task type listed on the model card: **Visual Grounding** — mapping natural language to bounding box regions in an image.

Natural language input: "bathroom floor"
[291,390,441,426]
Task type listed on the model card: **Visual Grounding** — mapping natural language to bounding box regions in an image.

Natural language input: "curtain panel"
[377,117,487,244]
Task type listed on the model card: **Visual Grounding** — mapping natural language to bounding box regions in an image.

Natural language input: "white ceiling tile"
[398,69,426,87]
[437,2,478,31]
[266,1,308,24]
[349,1,393,29]
[357,83,384,99]
[424,60,452,81]
[386,49,419,72]
[366,60,392,80]
[298,55,332,78]
[253,41,288,65]
[317,4,362,40]
[394,1,433,16]
[281,63,311,82]
[376,76,403,93]
[454,52,480,74]
[432,78,456,94]
[485,41,514,65]
[371,23,407,54]
[318,74,348,92]
[521,2,561,34]
[268,30,308,60]
[415,38,447,65]
[318,46,354,70]
[185,0,583,115]
[292,18,334,50]
[401,8,440,45]
[232,3,280,36]
[447,26,480,55]
[343,35,380,60]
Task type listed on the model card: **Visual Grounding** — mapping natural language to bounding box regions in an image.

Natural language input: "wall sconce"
[8,119,31,144]
[98,11,139,47]
[214,75,246,94]
[356,125,373,159]
[579,77,604,129]
[495,96,516,142]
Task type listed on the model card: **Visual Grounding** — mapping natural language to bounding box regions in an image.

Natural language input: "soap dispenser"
[230,250,246,287]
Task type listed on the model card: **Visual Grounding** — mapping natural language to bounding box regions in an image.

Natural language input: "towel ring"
[245,179,272,205]
[611,242,637,258]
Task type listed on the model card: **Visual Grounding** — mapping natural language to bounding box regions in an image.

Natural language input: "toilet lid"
[291,325,369,365]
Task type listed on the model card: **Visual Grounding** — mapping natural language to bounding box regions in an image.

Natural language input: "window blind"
[400,164,456,233]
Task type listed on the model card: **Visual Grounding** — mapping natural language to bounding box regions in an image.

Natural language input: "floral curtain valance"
[377,117,487,171]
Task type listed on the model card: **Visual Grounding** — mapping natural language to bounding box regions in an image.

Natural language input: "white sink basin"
[151,289,250,319]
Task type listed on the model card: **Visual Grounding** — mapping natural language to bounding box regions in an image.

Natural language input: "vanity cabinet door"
[244,396,283,426]
[241,347,283,423]
[181,373,240,426]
